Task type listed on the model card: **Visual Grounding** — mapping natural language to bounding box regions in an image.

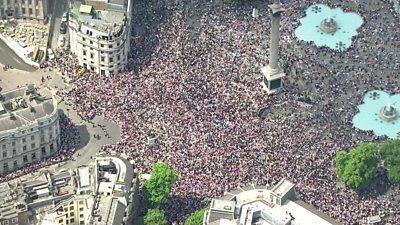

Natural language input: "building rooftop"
[0,85,56,134]
[70,0,127,35]
[204,180,341,225]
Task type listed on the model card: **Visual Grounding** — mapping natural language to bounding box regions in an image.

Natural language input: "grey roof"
[208,211,234,223]
[108,199,126,225]
[114,156,134,192]
[52,172,71,182]
[0,86,56,133]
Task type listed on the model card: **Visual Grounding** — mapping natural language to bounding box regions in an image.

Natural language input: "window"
[49,134,53,139]
[41,136,45,142]
[1,145,5,150]
[70,218,75,223]
[22,138,26,143]
[50,144,54,152]
[12,142,15,146]
[41,147,46,154]
[109,44,112,48]
[31,143,36,149]
[83,50,86,56]
[13,161,18,168]
[70,206,74,211]
[3,163,8,171]
[31,153,36,160]
[109,57,113,63]
[23,155,28,162]
[23,146,27,151]
[100,44,104,47]
[101,56,105,62]
[90,53,94,59]
[90,40,93,44]
[59,219,63,223]
[82,37,86,41]
[12,149,16,156]
[117,54,120,61]
[2,151,7,158]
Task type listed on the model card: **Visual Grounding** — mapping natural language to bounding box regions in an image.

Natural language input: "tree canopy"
[335,143,379,189]
[380,140,400,183]
[184,208,207,225]
[143,162,178,209]
[143,208,169,225]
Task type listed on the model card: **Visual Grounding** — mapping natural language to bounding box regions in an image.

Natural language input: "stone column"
[269,0,284,70]
[260,0,286,94]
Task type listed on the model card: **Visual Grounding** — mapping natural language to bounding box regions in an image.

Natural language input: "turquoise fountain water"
[353,91,400,139]
[295,4,363,51]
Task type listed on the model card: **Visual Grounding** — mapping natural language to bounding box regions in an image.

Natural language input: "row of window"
[82,50,122,63]
[1,126,57,149]
[82,36,123,48]
[2,143,55,171]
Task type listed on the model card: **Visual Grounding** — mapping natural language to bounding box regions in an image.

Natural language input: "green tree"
[184,208,207,225]
[335,151,348,178]
[336,143,379,189]
[381,140,400,183]
[143,162,178,209]
[143,208,169,225]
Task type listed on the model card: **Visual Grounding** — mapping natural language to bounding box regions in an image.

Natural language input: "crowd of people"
[0,114,79,183]
[56,0,400,224]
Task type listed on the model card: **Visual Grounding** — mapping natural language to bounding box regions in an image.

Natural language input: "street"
[48,0,69,49]
[0,39,36,72]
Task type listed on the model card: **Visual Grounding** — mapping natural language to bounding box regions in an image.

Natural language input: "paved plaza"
[60,0,400,224]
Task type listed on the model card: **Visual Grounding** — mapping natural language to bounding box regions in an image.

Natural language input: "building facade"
[0,85,60,175]
[0,0,48,21]
[68,0,133,76]
[203,179,341,225]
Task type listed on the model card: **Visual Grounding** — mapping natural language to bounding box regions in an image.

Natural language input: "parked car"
[47,48,55,60]
[60,22,67,34]
[58,36,65,49]
[62,12,68,22]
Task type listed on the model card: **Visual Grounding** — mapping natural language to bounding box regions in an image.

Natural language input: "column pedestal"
[260,65,285,94]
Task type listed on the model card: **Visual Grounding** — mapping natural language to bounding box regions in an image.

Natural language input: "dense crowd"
[0,114,79,182]
[60,0,400,224]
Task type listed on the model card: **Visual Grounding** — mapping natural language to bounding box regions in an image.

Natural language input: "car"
[62,12,68,22]
[60,22,67,34]
[58,36,65,49]
[47,48,55,60]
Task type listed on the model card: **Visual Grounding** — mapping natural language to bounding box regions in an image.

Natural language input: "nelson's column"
[261,0,285,94]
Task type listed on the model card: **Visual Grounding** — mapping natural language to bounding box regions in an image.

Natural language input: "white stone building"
[0,85,60,175]
[0,0,48,21]
[68,0,133,76]
[203,179,341,225]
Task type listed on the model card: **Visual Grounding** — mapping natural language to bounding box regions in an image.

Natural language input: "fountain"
[294,4,363,50]
[320,17,337,33]
[353,91,400,139]
[379,103,397,122]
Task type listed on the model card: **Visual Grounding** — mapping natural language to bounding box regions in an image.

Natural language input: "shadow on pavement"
[75,124,90,149]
